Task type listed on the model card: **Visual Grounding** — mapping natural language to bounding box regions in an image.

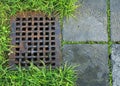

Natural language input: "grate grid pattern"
[9,12,61,68]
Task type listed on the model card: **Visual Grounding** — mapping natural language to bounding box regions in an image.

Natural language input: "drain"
[9,12,61,68]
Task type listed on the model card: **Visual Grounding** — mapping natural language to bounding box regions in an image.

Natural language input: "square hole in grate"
[16,18,20,21]
[40,32,43,35]
[16,22,20,26]
[15,58,19,61]
[39,37,43,40]
[45,32,49,35]
[51,47,55,50]
[28,42,32,46]
[52,57,56,60]
[45,58,50,61]
[51,42,55,45]
[34,32,38,35]
[33,53,37,56]
[39,47,43,50]
[28,27,32,31]
[51,27,55,30]
[16,37,20,41]
[16,27,20,31]
[28,37,32,41]
[16,48,20,51]
[45,22,49,26]
[22,32,26,36]
[51,32,55,35]
[45,42,49,45]
[39,27,43,30]
[40,42,43,45]
[34,48,37,51]
[39,22,43,25]
[34,17,38,21]
[22,38,26,41]
[15,53,20,56]
[28,53,32,56]
[51,37,55,40]
[51,22,55,25]
[16,42,20,45]
[34,28,38,31]
[51,52,56,56]
[51,17,55,20]
[46,37,49,40]
[28,17,32,21]
[34,23,38,26]
[22,53,25,56]
[39,17,43,21]
[28,22,32,26]
[22,23,26,26]
[22,28,26,31]
[39,53,43,56]
[34,37,38,40]
[16,33,20,36]
[22,18,27,21]
[46,17,49,20]
[10,12,61,68]
[28,32,32,35]
[45,27,49,30]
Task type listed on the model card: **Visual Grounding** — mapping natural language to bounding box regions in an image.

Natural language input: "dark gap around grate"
[10,12,61,68]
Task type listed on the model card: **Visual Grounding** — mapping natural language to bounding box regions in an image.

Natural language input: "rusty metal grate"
[9,12,61,68]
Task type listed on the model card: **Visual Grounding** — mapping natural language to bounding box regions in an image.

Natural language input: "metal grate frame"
[9,12,61,68]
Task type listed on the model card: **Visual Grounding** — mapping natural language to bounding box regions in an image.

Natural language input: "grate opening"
[22,53,25,56]
[28,17,32,21]
[22,18,26,21]
[40,17,43,21]
[10,12,61,68]
[34,28,38,31]
[16,18,20,21]
[15,53,19,56]
[16,42,20,45]
[16,22,20,25]
[16,48,20,51]
[40,23,43,25]
[28,27,32,30]
[22,23,26,26]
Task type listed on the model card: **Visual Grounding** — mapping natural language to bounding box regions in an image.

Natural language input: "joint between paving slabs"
[62,41,108,45]
[107,0,113,85]
[61,0,112,85]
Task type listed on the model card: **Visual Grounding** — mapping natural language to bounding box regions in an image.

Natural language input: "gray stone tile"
[110,0,120,41]
[63,44,109,86]
[111,44,120,86]
[63,0,108,41]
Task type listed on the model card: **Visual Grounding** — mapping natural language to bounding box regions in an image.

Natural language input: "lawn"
[0,0,78,86]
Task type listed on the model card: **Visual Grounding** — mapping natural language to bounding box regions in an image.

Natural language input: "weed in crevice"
[108,55,113,86]
[62,40,107,45]
[107,0,113,85]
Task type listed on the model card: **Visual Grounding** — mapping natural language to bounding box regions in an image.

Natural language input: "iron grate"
[9,12,61,68]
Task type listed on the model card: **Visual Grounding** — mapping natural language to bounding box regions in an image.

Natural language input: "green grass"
[0,62,77,86]
[0,0,79,86]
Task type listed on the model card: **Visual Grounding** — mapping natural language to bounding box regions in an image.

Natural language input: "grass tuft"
[0,62,77,86]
